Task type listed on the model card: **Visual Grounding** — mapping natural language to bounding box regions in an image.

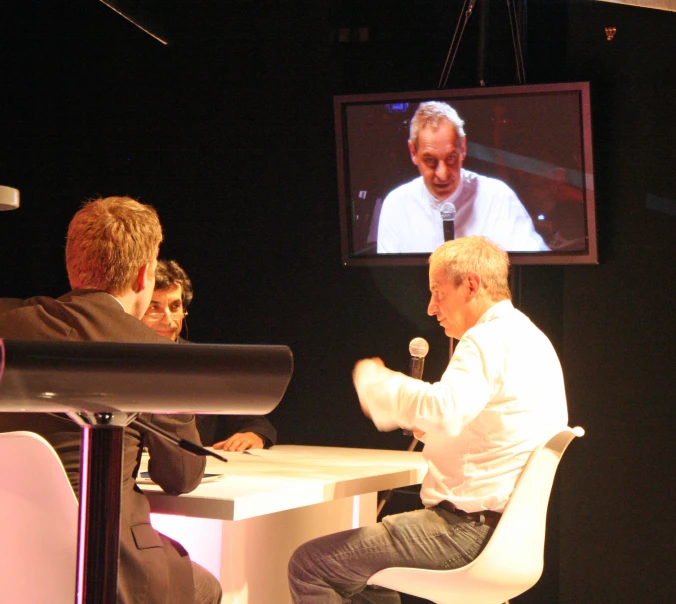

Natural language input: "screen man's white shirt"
[377,170,549,254]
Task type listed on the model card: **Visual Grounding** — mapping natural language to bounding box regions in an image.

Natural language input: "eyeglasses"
[143,309,188,322]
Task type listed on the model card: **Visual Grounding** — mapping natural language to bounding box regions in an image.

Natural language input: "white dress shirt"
[354,300,568,512]
[376,171,549,254]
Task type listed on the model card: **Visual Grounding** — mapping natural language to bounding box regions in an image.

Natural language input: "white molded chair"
[0,430,78,603]
[367,426,584,604]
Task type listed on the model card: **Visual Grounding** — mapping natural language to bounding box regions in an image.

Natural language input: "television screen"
[334,82,598,266]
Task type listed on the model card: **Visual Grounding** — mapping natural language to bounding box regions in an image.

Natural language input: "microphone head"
[409,337,430,359]
[440,201,456,221]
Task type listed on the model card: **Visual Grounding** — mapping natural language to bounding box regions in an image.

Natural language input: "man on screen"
[376,101,548,254]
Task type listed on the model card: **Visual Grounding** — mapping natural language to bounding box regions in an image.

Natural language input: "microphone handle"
[443,219,455,241]
[378,352,428,515]
[403,356,425,436]
[409,356,425,380]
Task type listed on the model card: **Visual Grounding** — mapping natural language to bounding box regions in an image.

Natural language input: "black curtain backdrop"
[1,1,675,602]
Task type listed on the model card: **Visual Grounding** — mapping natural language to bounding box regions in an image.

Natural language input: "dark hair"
[154,259,194,309]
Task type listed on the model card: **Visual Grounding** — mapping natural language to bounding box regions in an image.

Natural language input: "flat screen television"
[334,81,598,266]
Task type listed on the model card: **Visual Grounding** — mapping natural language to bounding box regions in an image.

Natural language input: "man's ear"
[466,272,481,298]
[134,263,151,294]
[408,140,418,166]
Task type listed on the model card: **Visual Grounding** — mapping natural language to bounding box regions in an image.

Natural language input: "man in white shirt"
[288,236,567,603]
[377,101,548,254]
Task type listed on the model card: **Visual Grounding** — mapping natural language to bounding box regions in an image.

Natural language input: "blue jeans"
[288,506,494,603]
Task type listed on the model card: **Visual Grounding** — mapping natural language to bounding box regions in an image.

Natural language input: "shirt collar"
[100,291,126,312]
[475,299,514,326]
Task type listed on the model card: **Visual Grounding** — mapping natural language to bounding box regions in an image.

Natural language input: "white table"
[141,445,427,604]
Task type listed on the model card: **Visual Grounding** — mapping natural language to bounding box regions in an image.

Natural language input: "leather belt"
[435,499,502,529]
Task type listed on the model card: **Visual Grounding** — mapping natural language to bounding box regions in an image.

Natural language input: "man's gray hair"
[429,236,512,302]
[409,101,466,150]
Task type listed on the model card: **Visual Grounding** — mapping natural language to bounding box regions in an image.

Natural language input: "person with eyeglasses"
[376,100,548,254]
[142,259,277,452]
[141,260,192,343]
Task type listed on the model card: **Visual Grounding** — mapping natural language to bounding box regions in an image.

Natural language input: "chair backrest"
[367,426,584,604]
[0,430,78,603]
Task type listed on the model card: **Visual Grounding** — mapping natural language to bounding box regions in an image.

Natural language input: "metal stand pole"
[69,412,132,604]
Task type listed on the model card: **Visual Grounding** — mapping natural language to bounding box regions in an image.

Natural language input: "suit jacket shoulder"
[0,289,168,343]
[0,298,23,313]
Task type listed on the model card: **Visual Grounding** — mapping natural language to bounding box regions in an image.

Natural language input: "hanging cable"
[506,0,527,84]
[98,0,169,45]
[438,0,528,89]
[438,0,477,89]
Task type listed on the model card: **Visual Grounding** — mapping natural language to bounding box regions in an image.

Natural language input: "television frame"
[334,81,598,266]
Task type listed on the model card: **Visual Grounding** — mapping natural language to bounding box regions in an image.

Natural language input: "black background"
[1,1,675,602]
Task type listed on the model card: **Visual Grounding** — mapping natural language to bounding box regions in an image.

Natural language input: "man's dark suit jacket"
[173,337,277,448]
[0,289,207,604]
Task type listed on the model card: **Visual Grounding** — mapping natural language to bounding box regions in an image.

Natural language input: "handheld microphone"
[409,337,430,380]
[403,338,430,437]
[440,201,456,241]
[378,337,430,513]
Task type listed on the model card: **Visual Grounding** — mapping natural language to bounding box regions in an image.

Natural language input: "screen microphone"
[409,337,430,380]
[440,201,456,241]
